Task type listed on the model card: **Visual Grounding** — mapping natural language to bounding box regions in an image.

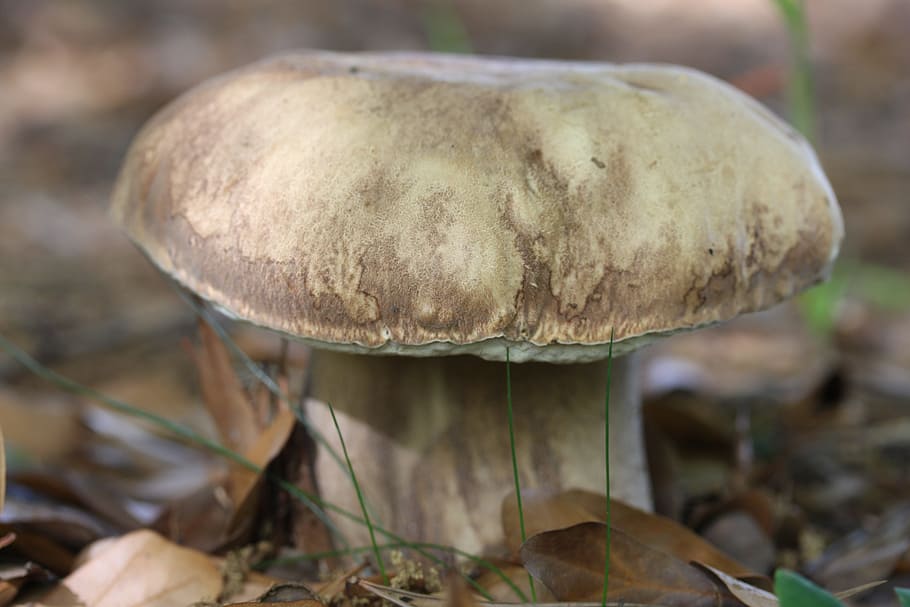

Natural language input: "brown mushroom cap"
[111,51,843,362]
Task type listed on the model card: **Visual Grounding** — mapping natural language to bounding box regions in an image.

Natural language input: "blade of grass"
[772,0,815,140]
[0,332,525,602]
[505,347,537,602]
[601,329,614,607]
[774,569,844,607]
[421,0,473,54]
[327,400,387,584]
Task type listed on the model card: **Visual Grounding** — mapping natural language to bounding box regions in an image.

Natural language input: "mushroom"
[110,51,843,553]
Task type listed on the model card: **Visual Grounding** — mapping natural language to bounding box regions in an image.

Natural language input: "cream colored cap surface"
[111,51,843,363]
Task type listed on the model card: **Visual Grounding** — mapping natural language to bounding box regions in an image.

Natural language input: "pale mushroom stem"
[303,349,652,554]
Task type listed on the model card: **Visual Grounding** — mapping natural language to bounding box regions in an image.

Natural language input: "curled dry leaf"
[190,321,299,510]
[696,565,778,607]
[226,402,296,531]
[503,488,762,584]
[189,321,259,454]
[183,320,298,546]
[520,521,742,606]
[39,529,221,607]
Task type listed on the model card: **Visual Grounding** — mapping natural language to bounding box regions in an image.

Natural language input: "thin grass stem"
[772,0,815,140]
[601,329,614,607]
[505,347,537,602]
[326,401,387,584]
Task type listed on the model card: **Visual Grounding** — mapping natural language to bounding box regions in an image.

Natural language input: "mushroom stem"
[303,349,651,553]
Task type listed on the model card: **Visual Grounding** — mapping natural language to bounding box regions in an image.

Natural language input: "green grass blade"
[772,0,815,140]
[0,332,525,602]
[505,347,537,602]
[421,0,473,54]
[774,569,844,607]
[326,400,387,584]
[601,329,614,607]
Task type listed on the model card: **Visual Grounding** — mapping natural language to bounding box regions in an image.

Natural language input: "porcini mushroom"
[111,51,843,553]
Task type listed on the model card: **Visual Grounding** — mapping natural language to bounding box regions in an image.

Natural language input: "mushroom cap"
[111,51,843,363]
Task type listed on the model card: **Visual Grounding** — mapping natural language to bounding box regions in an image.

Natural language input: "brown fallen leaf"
[227,385,297,515]
[696,565,777,607]
[805,502,910,591]
[472,558,555,602]
[0,561,55,607]
[313,562,368,602]
[0,521,76,576]
[223,581,322,606]
[188,321,259,454]
[503,488,762,584]
[177,321,298,548]
[520,521,741,605]
[39,529,221,607]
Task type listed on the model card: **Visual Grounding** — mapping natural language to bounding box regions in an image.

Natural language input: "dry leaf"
[223,580,322,606]
[0,522,76,576]
[698,564,884,607]
[0,561,55,607]
[503,488,760,582]
[806,503,910,591]
[228,388,296,509]
[39,530,221,607]
[697,565,777,607]
[520,521,741,606]
[472,559,556,602]
[189,321,259,453]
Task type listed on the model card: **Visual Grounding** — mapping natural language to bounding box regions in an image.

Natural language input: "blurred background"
[1,0,909,601]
